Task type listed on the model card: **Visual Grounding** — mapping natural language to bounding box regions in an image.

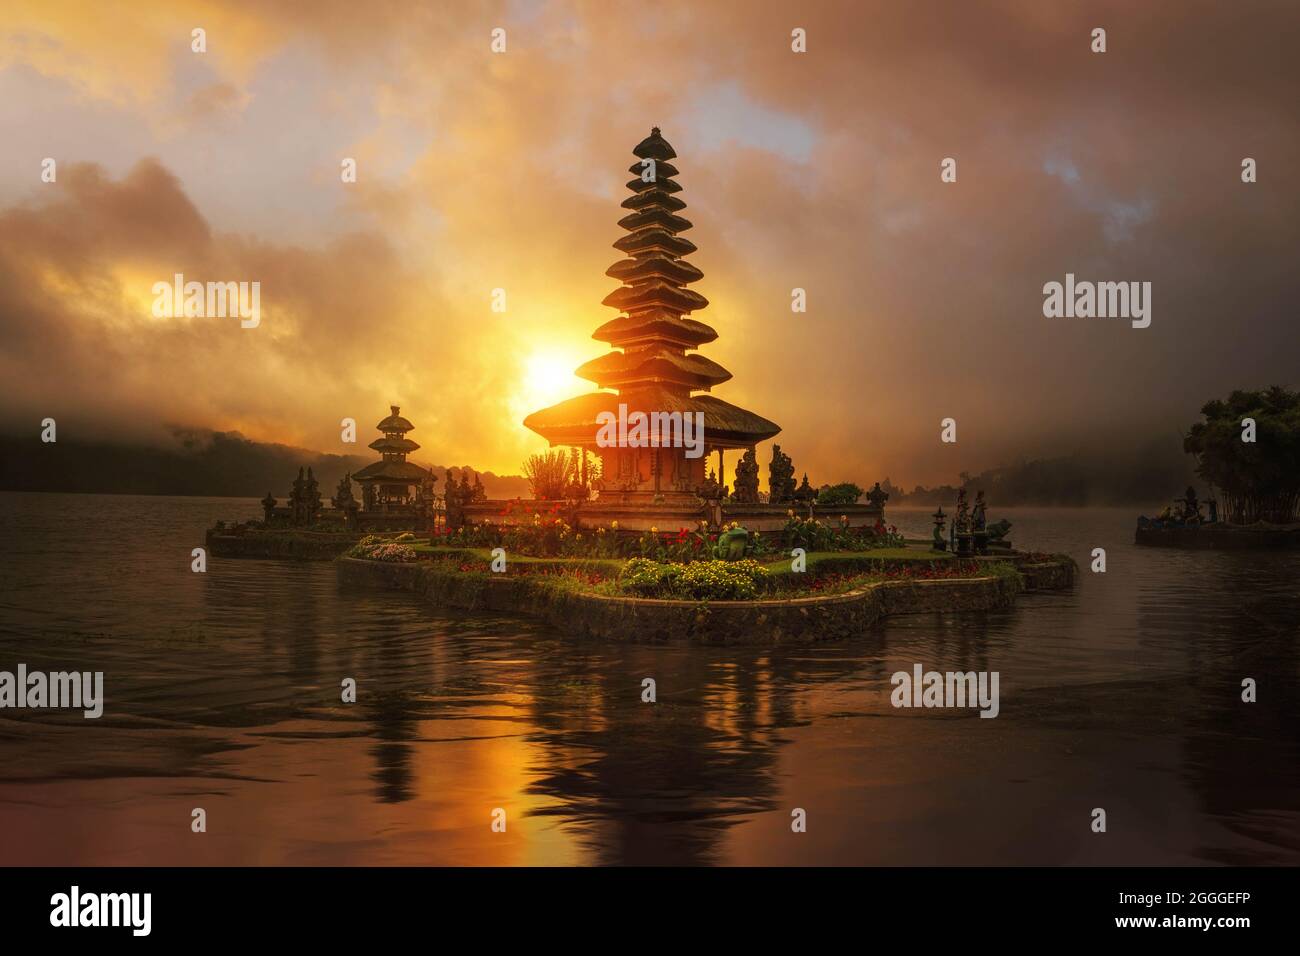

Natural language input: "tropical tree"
[1183,386,1300,523]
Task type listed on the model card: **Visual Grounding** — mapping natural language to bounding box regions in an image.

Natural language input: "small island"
[209,129,1075,642]
[1136,386,1300,549]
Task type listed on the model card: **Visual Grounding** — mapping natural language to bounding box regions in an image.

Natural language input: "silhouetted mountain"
[0,429,531,500]
[888,445,1197,507]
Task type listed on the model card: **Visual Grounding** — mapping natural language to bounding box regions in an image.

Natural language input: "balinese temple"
[353,406,435,511]
[524,128,780,503]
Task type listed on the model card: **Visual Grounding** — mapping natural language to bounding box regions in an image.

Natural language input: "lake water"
[0,492,1296,865]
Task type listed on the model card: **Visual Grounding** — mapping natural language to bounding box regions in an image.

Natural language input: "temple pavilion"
[523,128,780,502]
[352,406,436,511]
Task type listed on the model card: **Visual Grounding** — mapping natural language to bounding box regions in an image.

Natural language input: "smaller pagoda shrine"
[353,406,436,512]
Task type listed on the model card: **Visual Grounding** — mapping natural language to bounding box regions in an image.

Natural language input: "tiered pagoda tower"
[353,406,435,510]
[524,128,780,502]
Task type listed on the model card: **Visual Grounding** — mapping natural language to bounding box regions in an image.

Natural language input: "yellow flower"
[650,526,658,534]
[611,520,619,530]
[787,509,795,518]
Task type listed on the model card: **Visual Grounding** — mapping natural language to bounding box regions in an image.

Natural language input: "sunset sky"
[1,0,1297,487]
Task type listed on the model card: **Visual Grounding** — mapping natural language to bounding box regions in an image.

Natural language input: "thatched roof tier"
[626,159,679,178]
[633,128,677,160]
[353,460,432,483]
[375,405,414,433]
[575,348,732,390]
[606,255,703,286]
[613,228,696,259]
[601,281,708,314]
[368,436,420,454]
[592,311,717,348]
[620,189,687,213]
[524,388,780,449]
[625,176,682,195]
[616,207,692,234]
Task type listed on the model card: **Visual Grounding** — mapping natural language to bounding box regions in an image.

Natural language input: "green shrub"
[817,482,863,505]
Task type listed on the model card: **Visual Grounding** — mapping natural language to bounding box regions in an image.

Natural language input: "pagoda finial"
[391,404,400,415]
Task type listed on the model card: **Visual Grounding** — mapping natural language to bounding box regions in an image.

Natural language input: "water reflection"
[0,493,1297,865]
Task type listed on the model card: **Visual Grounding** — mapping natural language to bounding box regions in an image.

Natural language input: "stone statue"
[733,447,760,503]
[985,518,1012,541]
[952,488,972,555]
[713,526,750,561]
[794,473,816,504]
[289,466,310,525]
[304,468,322,522]
[445,471,467,530]
[931,507,947,551]
[332,473,356,512]
[768,445,796,503]
[866,482,890,514]
[696,469,725,501]
[971,489,989,553]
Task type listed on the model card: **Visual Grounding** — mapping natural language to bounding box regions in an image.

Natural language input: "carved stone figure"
[696,469,725,501]
[714,526,750,561]
[932,507,947,551]
[986,518,1012,541]
[332,473,356,512]
[733,447,760,503]
[304,468,322,523]
[866,482,890,513]
[768,445,796,503]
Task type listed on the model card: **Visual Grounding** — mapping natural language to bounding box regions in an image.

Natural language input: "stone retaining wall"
[336,557,1037,645]
[207,529,357,560]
